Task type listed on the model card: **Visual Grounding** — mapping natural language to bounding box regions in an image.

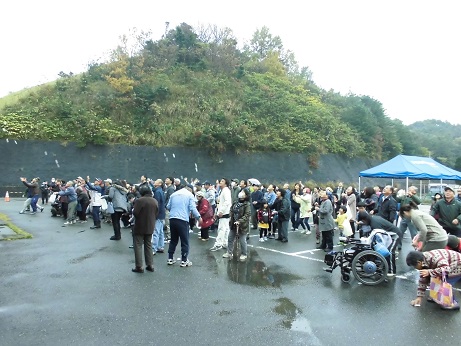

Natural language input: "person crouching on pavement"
[223,189,251,261]
[406,249,461,310]
[446,235,461,252]
[132,185,158,273]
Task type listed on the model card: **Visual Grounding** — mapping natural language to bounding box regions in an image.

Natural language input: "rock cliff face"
[0,140,379,194]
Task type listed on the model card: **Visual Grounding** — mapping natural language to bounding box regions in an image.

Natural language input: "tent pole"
[420,180,422,200]
[440,178,443,194]
[406,177,409,192]
[358,177,361,194]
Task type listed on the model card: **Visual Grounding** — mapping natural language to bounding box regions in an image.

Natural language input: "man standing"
[210,178,232,251]
[152,179,166,255]
[431,186,461,237]
[456,188,461,203]
[20,177,43,214]
[230,179,241,204]
[164,176,175,242]
[274,189,291,243]
[316,191,335,251]
[86,177,105,229]
[166,185,202,267]
[57,181,78,225]
[132,186,158,273]
[372,185,397,223]
[333,182,344,197]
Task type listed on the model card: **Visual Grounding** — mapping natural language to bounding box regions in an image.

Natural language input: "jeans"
[399,218,417,249]
[301,217,311,231]
[291,208,301,229]
[168,218,190,262]
[227,228,248,256]
[152,219,165,251]
[31,195,40,212]
[277,220,289,240]
[92,205,101,226]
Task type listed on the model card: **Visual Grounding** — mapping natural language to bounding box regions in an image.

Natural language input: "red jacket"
[198,198,214,228]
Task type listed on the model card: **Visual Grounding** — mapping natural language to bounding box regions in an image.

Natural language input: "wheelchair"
[323,238,389,285]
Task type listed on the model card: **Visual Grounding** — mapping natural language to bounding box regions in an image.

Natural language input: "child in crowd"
[257,200,272,242]
[335,206,348,237]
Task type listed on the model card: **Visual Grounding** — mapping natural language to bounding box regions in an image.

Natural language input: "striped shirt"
[417,249,461,296]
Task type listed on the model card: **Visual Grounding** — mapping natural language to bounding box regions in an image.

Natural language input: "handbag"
[429,270,454,308]
[106,202,115,214]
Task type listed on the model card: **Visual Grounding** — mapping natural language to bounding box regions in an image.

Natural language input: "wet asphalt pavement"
[1,199,460,346]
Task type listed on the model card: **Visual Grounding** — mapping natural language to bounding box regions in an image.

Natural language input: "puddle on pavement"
[273,297,321,343]
[225,250,303,287]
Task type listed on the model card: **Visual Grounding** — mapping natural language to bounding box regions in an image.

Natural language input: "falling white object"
[55,159,60,168]
[165,157,168,162]
[194,163,197,167]
[14,140,17,144]
[163,152,166,157]
[195,167,198,172]
[6,139,8,143]
[44,151,48,155]
[172,153,175,158]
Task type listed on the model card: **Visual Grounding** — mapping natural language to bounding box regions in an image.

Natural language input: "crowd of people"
[18,176,461,310]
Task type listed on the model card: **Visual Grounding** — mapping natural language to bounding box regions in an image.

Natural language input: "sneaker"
[387,273,396,277]
[63,221,72,225]
[239,255,247,261]
[19,211,25,214]
[263,236,268,241]
[300,230,306,234]
[72,220,77,224]
[167,259,176,265]
[222,252,232,258]
[259,238,265,242]
[316,239,320,244]
[40,207,44,213]
[29,212,36,215]
[164,239,171,244]
[210,245,223,251]
[180,260,192,267]
[268,234,275,239]
[306,230,312,235]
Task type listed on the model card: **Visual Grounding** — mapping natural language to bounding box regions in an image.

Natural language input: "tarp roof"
[359,154,461,180]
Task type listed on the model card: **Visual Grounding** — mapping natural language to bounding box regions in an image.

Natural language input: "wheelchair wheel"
[351,250,389,286]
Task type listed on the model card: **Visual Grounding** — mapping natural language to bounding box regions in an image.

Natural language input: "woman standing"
[108,180,129,240]
[400,202,448,251]
[294,188,312,235]
[196,191,214,241]
[316,190,335,252]
[290,183,302,231]
[223,189,251,261]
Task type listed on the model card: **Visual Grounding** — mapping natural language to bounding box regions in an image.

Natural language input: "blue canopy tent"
[359,154,461,193]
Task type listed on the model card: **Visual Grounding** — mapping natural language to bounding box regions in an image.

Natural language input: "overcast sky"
[1,0,460,125]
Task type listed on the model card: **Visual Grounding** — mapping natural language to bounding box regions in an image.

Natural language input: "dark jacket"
[374,195,397,223]
[251,190,264,210]
[229,200,251,233]
[367,214,400,237]
[290,191,301,210]
[22,180,40,197]
[153,186,166,220]
[133,196,159,235]
[431,198,461,234]
[277,197,291,222]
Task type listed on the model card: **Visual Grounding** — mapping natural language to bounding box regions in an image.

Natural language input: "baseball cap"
[444,186,455,193]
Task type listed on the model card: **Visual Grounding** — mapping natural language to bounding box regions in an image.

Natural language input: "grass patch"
[0,213,33,240]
